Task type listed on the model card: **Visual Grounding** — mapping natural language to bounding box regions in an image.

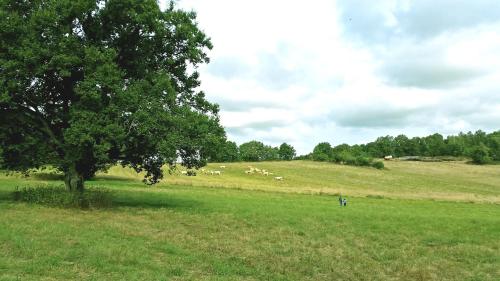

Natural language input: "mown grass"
[0,161,499,280]
[127,160,498,203]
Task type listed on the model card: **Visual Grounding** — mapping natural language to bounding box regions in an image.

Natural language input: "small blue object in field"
[339,195,347,207]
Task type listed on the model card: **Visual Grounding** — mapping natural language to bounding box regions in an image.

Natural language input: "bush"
[355,156,372,167]
[470,144,491,165]
[344,155,357,166]
[372,161,385,169]
[13,185,113,209]
[332,151,351,163]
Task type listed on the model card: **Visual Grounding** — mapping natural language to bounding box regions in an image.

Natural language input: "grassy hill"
[0,161,499,280]
[103,160,500,203]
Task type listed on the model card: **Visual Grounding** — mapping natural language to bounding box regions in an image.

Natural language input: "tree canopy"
[312,142,332,161]
[239,141,267,162]
[212,140,239,162]
[310,130,500,165]
[229,141,293,162]
[0,0,225,191]
[278,143,296,160]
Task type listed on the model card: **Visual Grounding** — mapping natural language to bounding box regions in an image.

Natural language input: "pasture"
[0,161,499,280]
[160,160,498,203]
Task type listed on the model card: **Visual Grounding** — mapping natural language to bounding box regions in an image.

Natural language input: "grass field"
[1,161,499,280]
[128,160,499,203]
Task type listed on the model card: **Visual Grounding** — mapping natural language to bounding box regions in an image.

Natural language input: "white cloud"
[163,0,500,154]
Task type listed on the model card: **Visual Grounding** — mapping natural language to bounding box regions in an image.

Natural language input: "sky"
[161,0,500,154]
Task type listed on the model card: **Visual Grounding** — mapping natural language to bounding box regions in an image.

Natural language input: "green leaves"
[312,142,332,162]
[0,0,225,186]
[278,143,296,160]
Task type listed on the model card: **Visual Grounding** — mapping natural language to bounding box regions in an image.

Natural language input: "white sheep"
[274,176,283,181]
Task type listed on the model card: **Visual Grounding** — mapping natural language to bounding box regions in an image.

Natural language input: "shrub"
[186,170,197,176]
[13,185,113,209]
[470,144,491,165]
[344,155,357,166]
[355,156,372,167]
[372,161,385,169]
[332,151,350,163]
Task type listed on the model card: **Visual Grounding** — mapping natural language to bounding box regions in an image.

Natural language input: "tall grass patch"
[13,185,113,209]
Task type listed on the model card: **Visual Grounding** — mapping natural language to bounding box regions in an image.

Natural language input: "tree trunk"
[64,166,84,192]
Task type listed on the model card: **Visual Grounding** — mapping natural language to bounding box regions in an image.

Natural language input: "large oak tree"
[0,0,225,191]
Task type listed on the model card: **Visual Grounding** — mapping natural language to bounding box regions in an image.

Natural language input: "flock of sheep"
[244,166,283,180]
[178,165,284,181]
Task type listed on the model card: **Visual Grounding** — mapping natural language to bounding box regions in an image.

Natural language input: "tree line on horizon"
[211,141,296,162]
[303,130,500,165]
[213,130,500,165]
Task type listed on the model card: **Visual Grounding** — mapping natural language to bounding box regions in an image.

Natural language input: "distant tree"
[239,141,266,161]
[262,145,279,161]
[370,136,395,158]
[394,134,411,157]
[349,144,365,157]
[312,142,332,161]
[487,131,500,161]
[0,0,224,191]
[331,143,350,163]
[473,130,488,145]
[444,135,466,156]
[213,141,239,162]
[424,133,445,156]
[402,137,419,156]
[470,143,491,164]
[278,143,296,160]
[295,153,312,160]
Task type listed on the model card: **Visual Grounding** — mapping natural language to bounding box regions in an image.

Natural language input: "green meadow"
[1,161,499,280]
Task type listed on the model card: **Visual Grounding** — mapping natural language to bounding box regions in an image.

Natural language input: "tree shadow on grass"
[92,175,140,182]
[26,172,138,183]
[1,187,205,213]
[0,190,14,202]
[111,190,205,212]
[0,175,206,212]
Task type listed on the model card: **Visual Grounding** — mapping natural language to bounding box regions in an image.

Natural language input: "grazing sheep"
[384,155,393,160]
[274,176,283,181]
[219,165,226,169]
[262,171,269,176]
[212,170,221,175]
[180,171,188,175]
